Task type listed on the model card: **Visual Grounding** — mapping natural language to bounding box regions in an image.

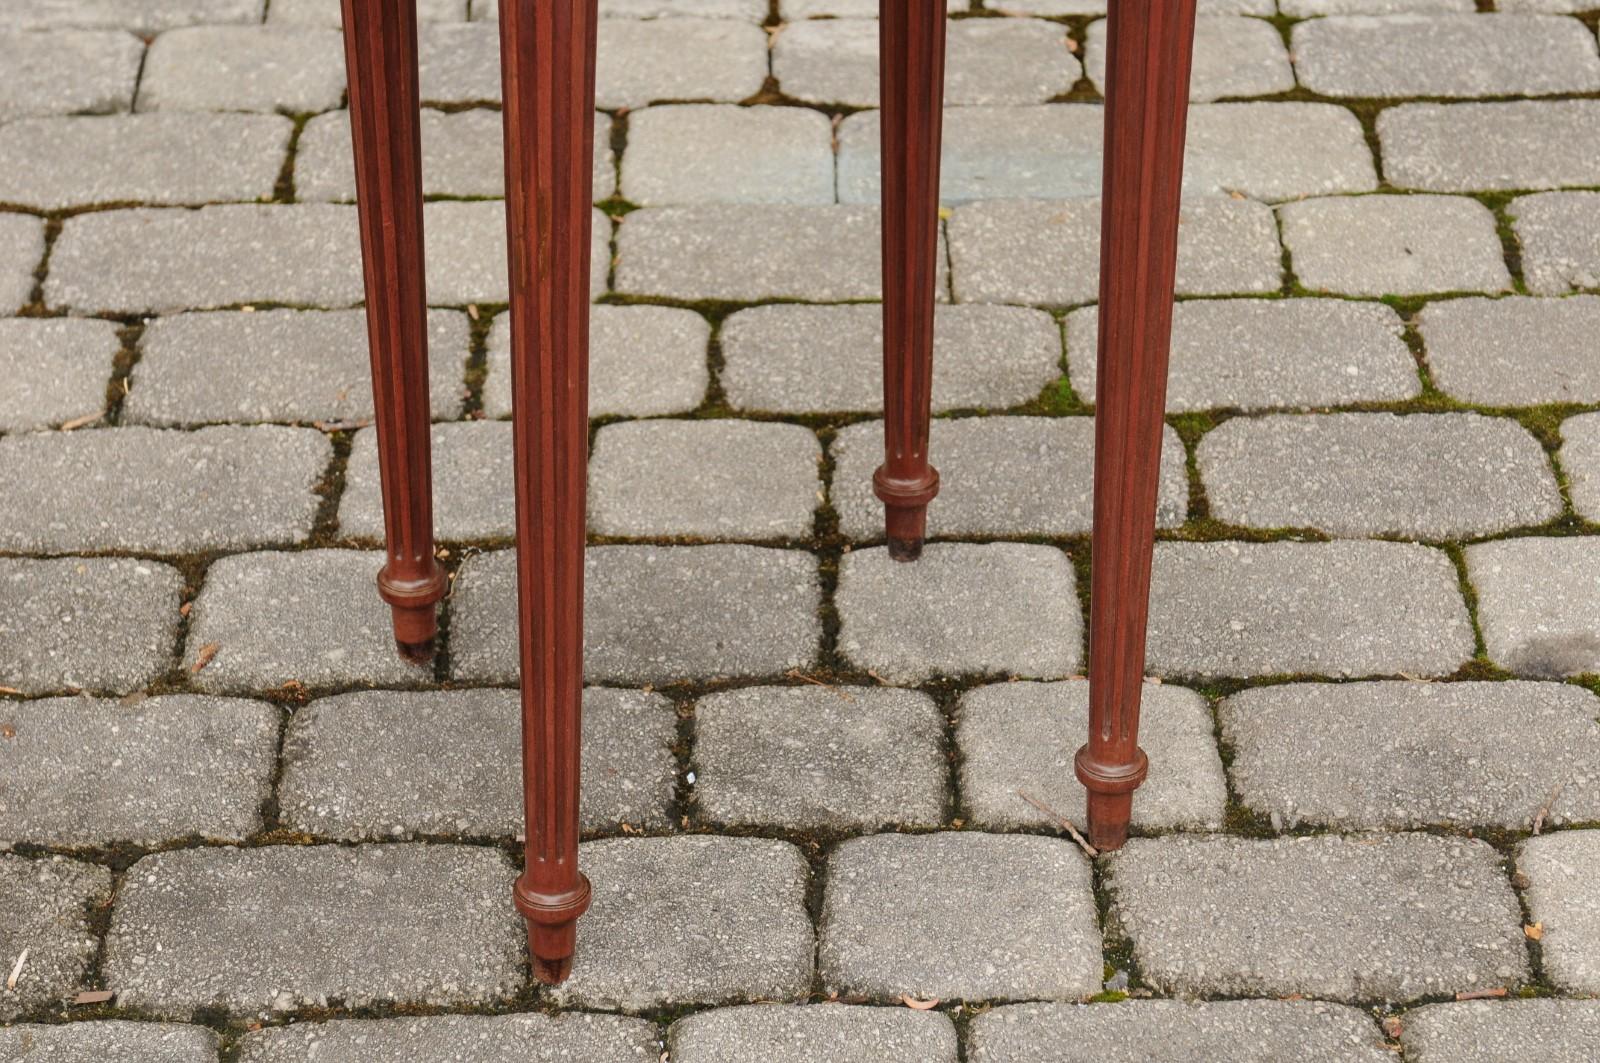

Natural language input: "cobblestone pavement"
[3,0,1600,1059]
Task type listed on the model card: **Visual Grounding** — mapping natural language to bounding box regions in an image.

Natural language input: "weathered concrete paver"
[105,844,523,1017]
[0,318,119,432]
[1146,541,1474,678]
[1420,296,1600,406]
[1401,999,1600,1063]
[1222,681,1600,830]
[184,550,431,694]
[1280,195,1512,296]
[0,1021,220,1061]
[0,212,44,315]
[0,695,279,848]
[236,1013,659,1062]
[0,28,143,122]
[136,26,346,114]
[451,546,821,684]
[339,421,512,541]
[720,304,1061,415]
[547,836,814,1011]
[670,1004,959,1063]
[1198,412,1559,538]
[1281,0,1470,14]
[419,200,609,305]
[968,1000,1392,1063]
[1518,831,1600,994]
[693,686,946,831]
[1110,833,1529,1002]
[1380,101,1600,192]
[278,687,677,838]
[836,544,1082,683]
[1068,299,1418,411]
[269,0,465,24]
[1511,191,1600,295]
[829,417,1188,538]
[0,855,111,1020]
[1086,16,1293,102]
[596,17,768,108]
[2,0,263,31]
[1467,538,1600,677]
[1183,102,1378,201]
[623,105,835,206]
[820,832,1101,1002]
[1560,413,1600,521]
[958,680,1227,832]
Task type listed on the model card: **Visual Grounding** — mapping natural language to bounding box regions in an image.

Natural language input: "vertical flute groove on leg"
[341,0,445,661]
[499,0,598,985]
[875,1,945,562]
[1076,0,1197,852]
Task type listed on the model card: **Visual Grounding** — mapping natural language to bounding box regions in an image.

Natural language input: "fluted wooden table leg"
[875,0,945,562]
[498,0,598,985]
[341,0,445,661]
[1076,0,1197,852]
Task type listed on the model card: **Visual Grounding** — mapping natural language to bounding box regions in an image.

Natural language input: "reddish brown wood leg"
[875,1,945,562]
[340,0,445,662]
[1076,0,1197,851]
[498,0,598,985]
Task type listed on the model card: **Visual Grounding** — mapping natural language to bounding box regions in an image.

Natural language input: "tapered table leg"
[341,0,445,661]
[875,1,945,562]
[1076,0,1197,852]
[498,0,598,986]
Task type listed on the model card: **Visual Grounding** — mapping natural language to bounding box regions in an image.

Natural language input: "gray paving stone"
[693,686,946,831]
[295,107,614,202]
[0,0,263,32]
[670,1004,959,1063]
[623,105,834,206]
[184,550,432,694]
[1198,412,1559,538]
[0,318,119,432]
[1282,0,1470,13]
[1402,999,1600,1063]
[451,546,821,684]
[0,856,110,1020]
[0,28,143,122]
[950,197,1281,304]
[1468,538,1600,676]
[0,1021,220,1062]
[0,694,277,850]
[720,304,1060,415]
[991,0,1277,10]
[269,0,466,24]
[968,1000,1393,1063]
[0,425,329,554]
[1223,680,1600,831]
[1560,412,1600,522]
[483,304,709,419]
[1110,833,1528,1002]
[784,0,968,14]
[278,687,677,838]
[1511,191,1600,295]
[339,421,511,541]
[547,836,814,1011]
[416,23,501,103]
[589,419,822,540]
[1421,296,1600,406]
[599,0,766,14]
[422,200,609,305]
[836,543,1082,684]
[1087,16,1292,102]
[46,205,363,314]
[829,417,1188,539]
[0,113,290,210]
[1068,299,1417,412]
[1518,831,1600,994]
[617,205,947,302]
[1146,541,1474,679]
[1380,101,1600,193]
[1281,195,1511,297]
[129,309,467,427]
[1184,102,1378,202]
[597,18,769,109]
[774,18,1078,108]
[958,679,1227,833]
[1292,15,1600,99]
[136,26,345,114]
[236,1012,659,1062]
[0,558,182,697]
[820,831,1101,1002]
[0,213,43,313]
[105,844,522,1017]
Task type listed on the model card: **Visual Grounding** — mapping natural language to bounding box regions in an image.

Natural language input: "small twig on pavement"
[1532,782,1566,835]
[1018,790,1098,858]
[784,669,855,701]
[6,948,27,991]
[1454,987,1508,1001]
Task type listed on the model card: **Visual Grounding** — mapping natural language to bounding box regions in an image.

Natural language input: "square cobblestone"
[1086,16,1292,102]
[1110,833,1528,1002]
[0,213,44,314]
[623,104,834,206]
[1146,541,1475,679]
[0,28,142,122]
[693,686,946,831]
[105,844,523,1017]
[836,543,1082,684]
[1420,296,1600,406]
[1067,299,1418,411]
[339,420,512,541]
[1281,0,1470,12]
[0,855,111,1020]
[669,1004,958,1063]
[1402,999,1600,1062]
[184,550,431,694]
[1184,102,1379,201]
[1560,412,1600,521]
[596,17,768,108]
[0,318,119,432]
[450,546,821,684]
[829,416,1187,539]
[416,23,501,103]
[136,26,346,114]
[548,836,814,1011]
[1380,101,1600,192]
[278,687,676,838]
[269,0,466,24]
[1280,195,1512,296]
[0,1021,219,1061]
[1466,537,1600,677]
[1511,191,1600,295]
[1223,680,1600,830]
[236,1012,659,1062]
[958,679,1226,833]
[820,831,1101,1002]
[1518,831,1600,994]
[2,0,262,31]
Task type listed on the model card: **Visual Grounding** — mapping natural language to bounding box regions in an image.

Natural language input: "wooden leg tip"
[532,954,573,985]
[1085,791,1134,852]
[887,536,925,562]
[395,638,436,664]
